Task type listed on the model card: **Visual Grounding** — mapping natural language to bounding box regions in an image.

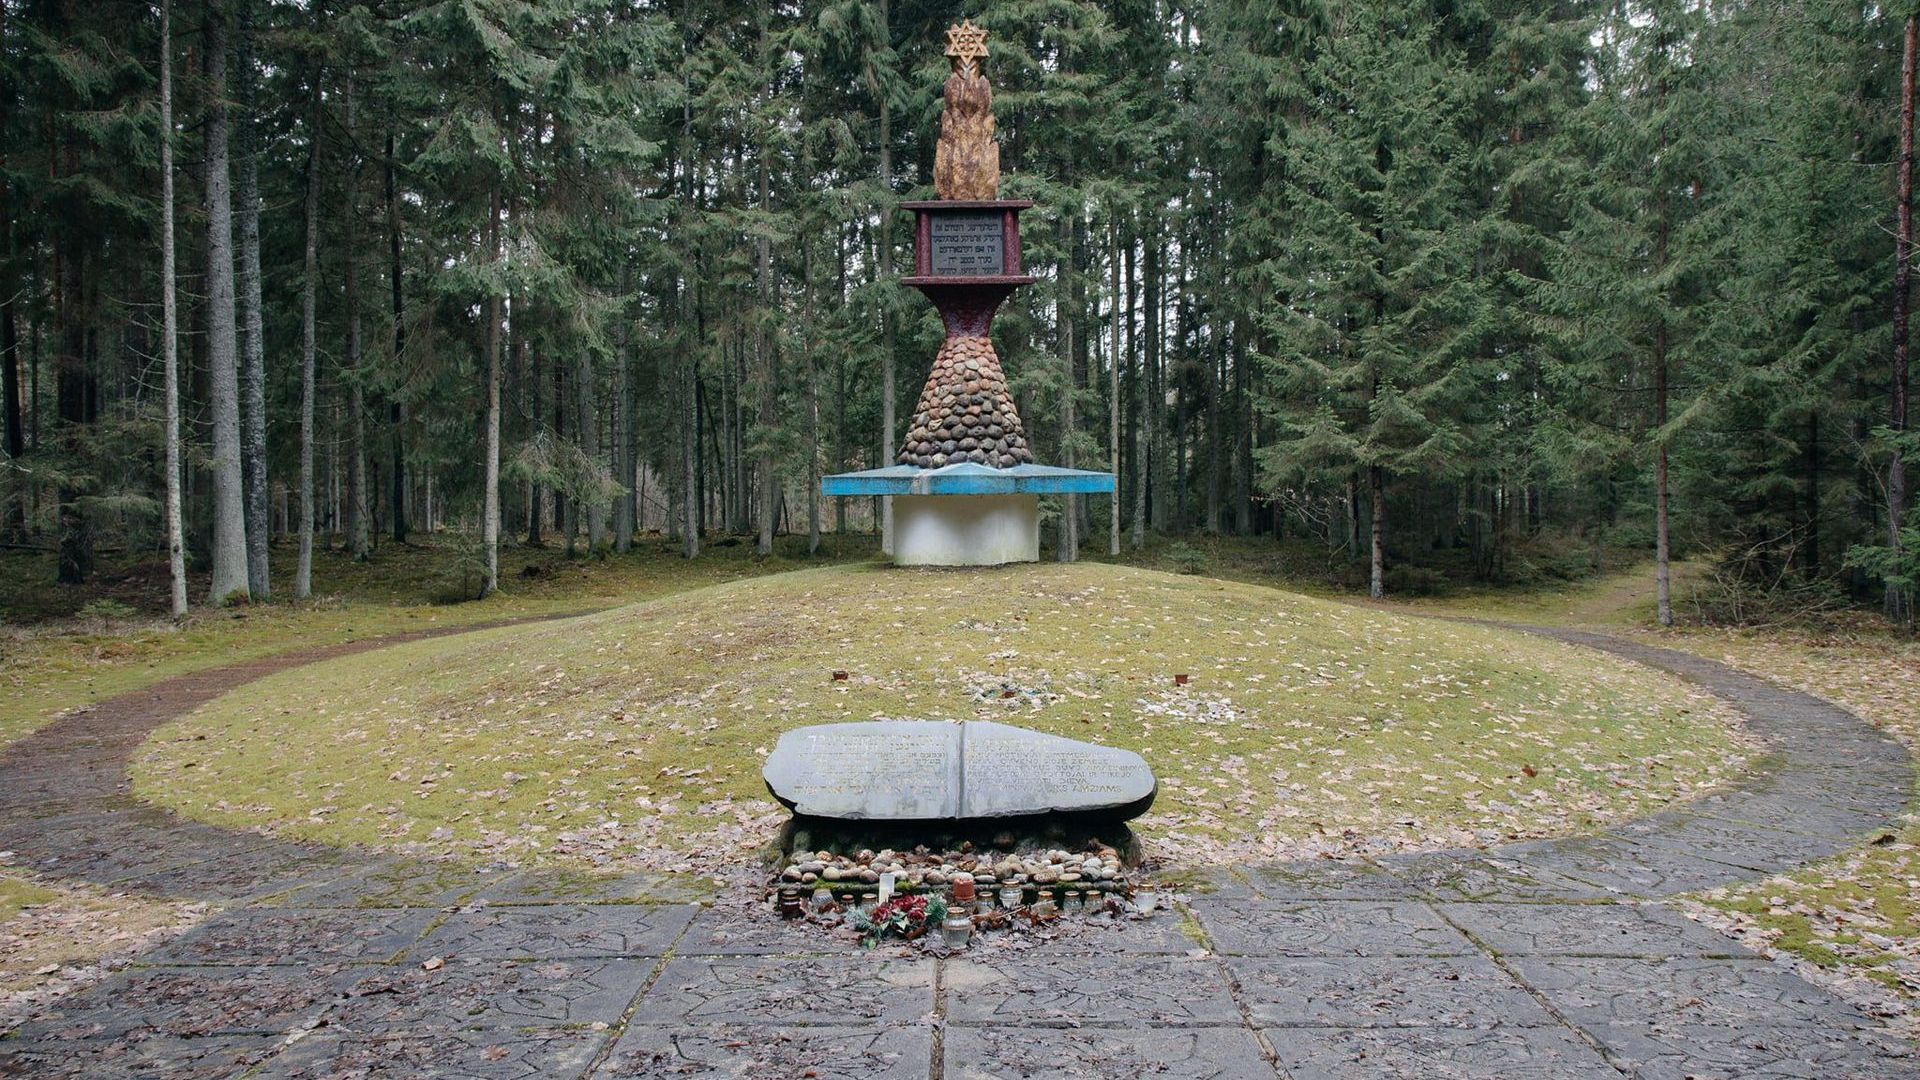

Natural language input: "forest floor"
[1,531,1917,1012]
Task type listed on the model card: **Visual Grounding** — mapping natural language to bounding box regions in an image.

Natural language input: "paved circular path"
[0,621,1915,1078]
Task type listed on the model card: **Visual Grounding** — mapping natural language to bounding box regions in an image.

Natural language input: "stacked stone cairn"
[897,334,1035,469]
[778,844,1129,904]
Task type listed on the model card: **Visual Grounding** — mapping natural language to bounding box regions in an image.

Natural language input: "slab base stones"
[898,335,1034,469]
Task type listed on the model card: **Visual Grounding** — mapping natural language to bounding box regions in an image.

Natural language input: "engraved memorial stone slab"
[762,719,1155,821]
[929,212,1005,276]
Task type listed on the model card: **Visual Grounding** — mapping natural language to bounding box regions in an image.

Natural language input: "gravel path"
[0,622,1914,1078]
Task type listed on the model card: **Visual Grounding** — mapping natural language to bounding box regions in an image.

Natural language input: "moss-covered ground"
[132,562,1751,874]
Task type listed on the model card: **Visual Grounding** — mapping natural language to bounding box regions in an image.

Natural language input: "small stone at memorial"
[762,719,1155,822]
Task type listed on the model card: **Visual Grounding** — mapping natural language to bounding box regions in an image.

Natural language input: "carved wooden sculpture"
[934,20,999,201]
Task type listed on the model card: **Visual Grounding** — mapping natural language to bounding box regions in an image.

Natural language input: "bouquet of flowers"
[851,893,949,947]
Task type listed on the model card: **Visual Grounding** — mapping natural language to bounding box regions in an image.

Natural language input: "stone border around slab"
[0,615,1914,1079]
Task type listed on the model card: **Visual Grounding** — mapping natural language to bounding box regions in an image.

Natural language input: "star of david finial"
[945,19,989,77]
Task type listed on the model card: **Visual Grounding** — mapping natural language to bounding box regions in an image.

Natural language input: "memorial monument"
[821,20,1115,566]
[779,25,1153,878]
[762,720,1157,823]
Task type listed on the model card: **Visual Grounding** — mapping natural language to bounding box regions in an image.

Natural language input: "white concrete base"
[892,494,1039,566]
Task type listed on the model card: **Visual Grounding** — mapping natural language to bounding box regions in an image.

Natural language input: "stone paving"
[0,624,1917,1077]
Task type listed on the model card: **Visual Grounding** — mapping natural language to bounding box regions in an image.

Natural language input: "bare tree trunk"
[804,232,821,555]
[1369,465,1385,599]
[1,150,22,538]
[342,74,370,560]
[576,347,601,549]
[1205,321,1221,533]
[522,299,540,544]
[204,0,249,604]
[387,128,408,545]
[1654,79,1675,628]
[1128,230,1145,549]
[1655,336,1672,627]
[160,0,187,616]
[1058,214,1079,563]
[1142,236,1161,537]
[614,269,635,553]
[682,344,699,559]
[234,0,269,597]
[1891,14,1915,625]
[756,86,775,557]
[678,119,699,560]
[482,183,502,596]
[1109,222,1121,556]
[877,0,895,554]
[296,59,319,600]
[1234,321,1252,535]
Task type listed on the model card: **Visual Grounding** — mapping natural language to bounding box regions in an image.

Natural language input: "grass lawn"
[132,562,1753,874]
[0,877,53,925]
[0,870,201,1011]
[0,534,873,752]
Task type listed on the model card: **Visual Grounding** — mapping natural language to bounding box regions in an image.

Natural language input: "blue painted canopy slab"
[821,462,1116,498]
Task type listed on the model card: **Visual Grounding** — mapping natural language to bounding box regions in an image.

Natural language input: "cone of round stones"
[898,333,1034,468]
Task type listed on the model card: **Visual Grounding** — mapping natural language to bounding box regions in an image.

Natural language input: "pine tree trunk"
[835,224,848,538]
[877,0,895,555]
[1655,339,1672,627]
[803,234,821,556]
[682,337,699,558]
[1128,232,1145,549]
[1144,237,1161,535]
[1890,14,1915,625]
[679,120,699,560]
[203,0,249,603]
[523,299,541,545]
[296,60,319,600]
[614,268,635,553]
[1234,321,1252,535]
[1058,213,1079,563]
[756,97,775,557]
[553,347,570,549]
[1803,411,1821,579]
[160,0,187,616]
[341,74,370,561]
[1654,63,1675,628]
[1,173,22,536]
[1369,465,1385,599]
[51,125,94,582]
[234,0,269,598]
[1109,223,1121,556]
[482,182,502,597]
[1205,315,1221,534]
[387,129,408,546]
[576,346,601,549]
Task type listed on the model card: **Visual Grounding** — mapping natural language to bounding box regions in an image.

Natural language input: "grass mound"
[135,563,1755,873]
